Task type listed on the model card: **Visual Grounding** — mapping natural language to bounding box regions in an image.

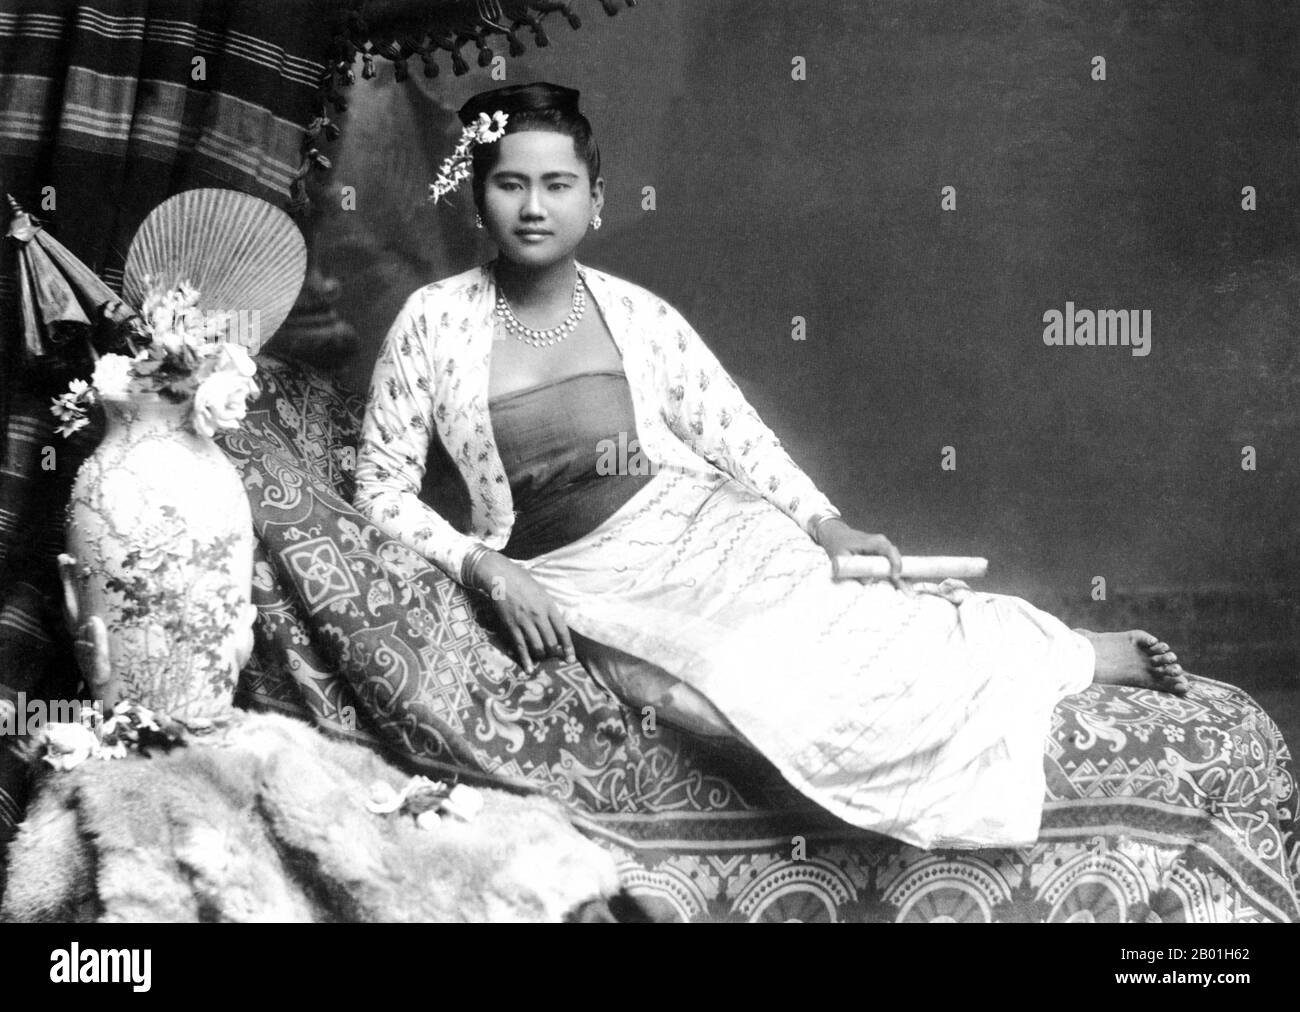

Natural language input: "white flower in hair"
[428,110,509,206]
[477,110,509,142]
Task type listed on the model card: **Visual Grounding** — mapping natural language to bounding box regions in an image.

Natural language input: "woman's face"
[481,130,603,269]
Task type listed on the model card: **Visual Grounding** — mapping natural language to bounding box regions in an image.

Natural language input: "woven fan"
[123,189,307,354]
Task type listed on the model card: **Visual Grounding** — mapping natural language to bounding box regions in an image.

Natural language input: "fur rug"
[0,711,622,922]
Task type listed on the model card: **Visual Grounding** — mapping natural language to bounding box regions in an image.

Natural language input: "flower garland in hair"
[428,110,509,205]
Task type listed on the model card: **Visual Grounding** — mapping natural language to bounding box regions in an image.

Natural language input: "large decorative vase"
[65,391,256,722]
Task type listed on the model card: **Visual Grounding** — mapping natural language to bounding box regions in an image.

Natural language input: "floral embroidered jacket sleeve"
[353,296,482,583]
[654,299,842,537]
[353,266,844,586]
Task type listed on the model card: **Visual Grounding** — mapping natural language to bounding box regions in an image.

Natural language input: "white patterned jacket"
[353,261,842,583]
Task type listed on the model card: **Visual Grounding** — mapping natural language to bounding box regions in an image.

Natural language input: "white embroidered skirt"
[517,462,1095,849]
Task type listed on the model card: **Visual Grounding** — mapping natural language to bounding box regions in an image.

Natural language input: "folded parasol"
[4,194,136,363]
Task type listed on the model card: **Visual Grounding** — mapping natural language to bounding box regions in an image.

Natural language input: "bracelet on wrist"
[460,544,492,590]
[809,512,843,545]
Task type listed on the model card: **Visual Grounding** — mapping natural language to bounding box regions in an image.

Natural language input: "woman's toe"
[1132,631,1159,650]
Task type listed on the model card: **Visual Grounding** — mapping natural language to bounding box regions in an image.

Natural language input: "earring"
[475,214,484,230]
[591,214,602,231]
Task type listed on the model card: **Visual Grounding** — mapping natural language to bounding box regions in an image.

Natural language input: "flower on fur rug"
[366,777,484,830]
[1,710,622,923]
[38,722,101,772]
[98,702,193,755]
[25,701,191,771]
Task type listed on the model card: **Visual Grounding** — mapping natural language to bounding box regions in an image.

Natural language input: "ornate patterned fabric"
[0,0,649,868]
[222,353,1300,922]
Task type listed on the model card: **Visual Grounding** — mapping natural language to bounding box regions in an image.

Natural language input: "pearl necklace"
[495,272,587,348]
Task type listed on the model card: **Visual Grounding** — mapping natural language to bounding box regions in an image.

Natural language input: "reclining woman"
[354,82,1191,851]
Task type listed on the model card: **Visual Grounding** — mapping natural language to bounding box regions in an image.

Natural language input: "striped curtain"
[0,1,327,308]
[0,0,331,856]
[0,0,636,877]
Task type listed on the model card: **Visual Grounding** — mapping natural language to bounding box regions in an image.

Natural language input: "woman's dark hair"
[458,82,601,209]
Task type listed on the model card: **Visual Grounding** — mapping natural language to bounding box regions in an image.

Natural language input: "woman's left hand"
[815,519,910,593]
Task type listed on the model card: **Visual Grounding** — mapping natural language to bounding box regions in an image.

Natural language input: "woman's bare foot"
[1073,629,1191,696]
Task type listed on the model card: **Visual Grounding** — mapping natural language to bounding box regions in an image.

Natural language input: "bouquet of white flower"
[50,279,259,439]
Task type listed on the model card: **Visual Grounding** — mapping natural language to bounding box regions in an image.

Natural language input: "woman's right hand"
[469,551,576,672]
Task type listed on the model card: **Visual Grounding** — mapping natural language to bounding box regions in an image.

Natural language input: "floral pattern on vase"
[65,391,255,721]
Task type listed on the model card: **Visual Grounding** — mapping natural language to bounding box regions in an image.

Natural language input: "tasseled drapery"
[323,0,638,97]
[290,0,639,210]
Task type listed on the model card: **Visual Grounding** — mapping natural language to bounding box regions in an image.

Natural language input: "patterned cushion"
[222,353,1300,922]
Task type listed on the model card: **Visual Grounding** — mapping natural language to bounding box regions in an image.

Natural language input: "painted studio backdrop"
[316,0,1299,732]
[0,0,1297,925]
